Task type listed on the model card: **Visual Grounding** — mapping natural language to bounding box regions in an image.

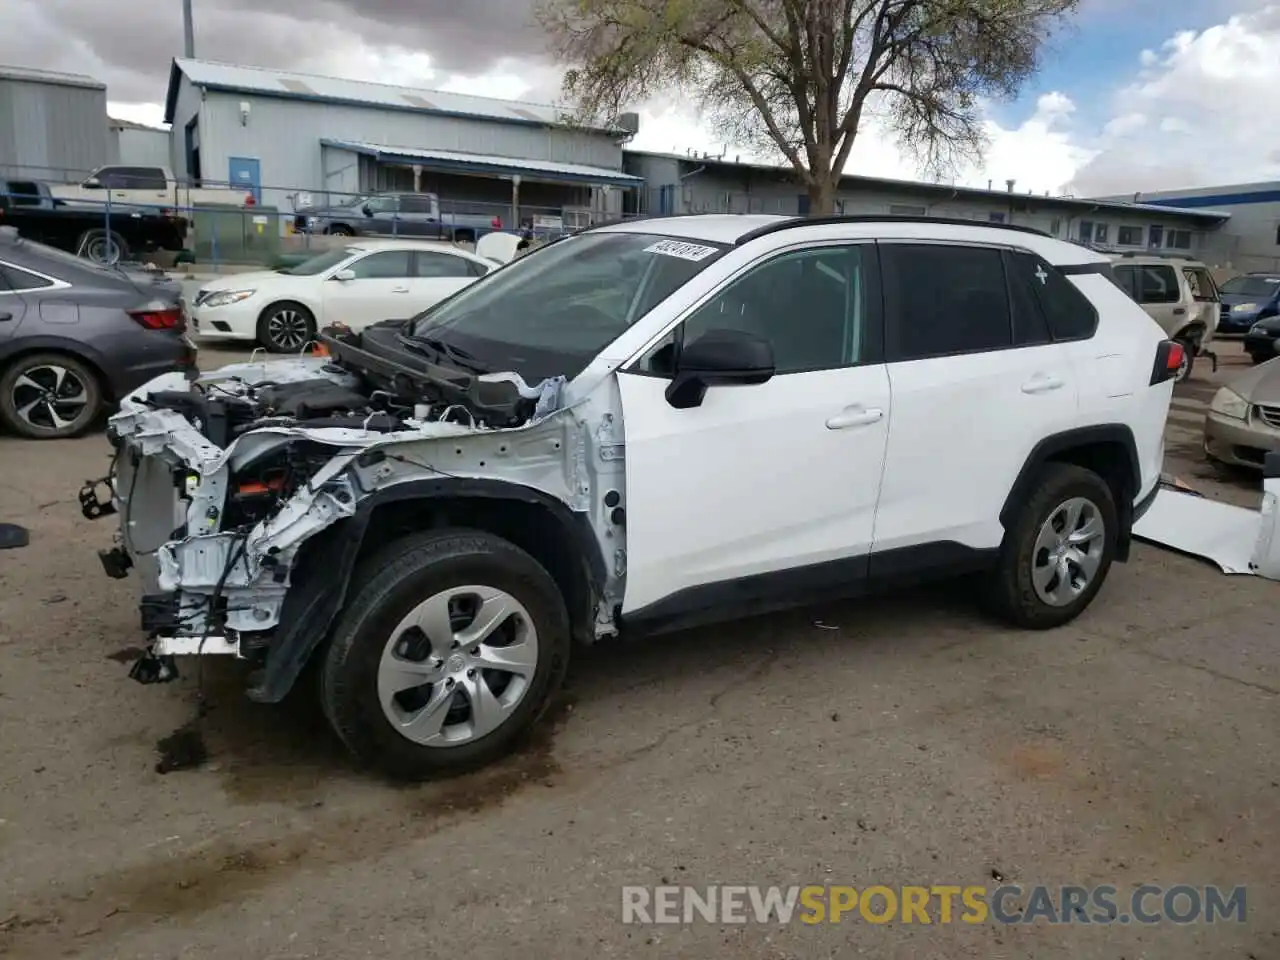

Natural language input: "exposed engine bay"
[87,320,626,696]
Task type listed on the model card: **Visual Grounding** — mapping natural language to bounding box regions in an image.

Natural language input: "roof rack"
[734,214,1052,246]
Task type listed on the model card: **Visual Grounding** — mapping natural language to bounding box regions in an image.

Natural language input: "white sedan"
[187,239,498,352]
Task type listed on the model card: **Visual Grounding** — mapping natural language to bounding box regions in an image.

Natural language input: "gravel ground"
[0,340,1276,959]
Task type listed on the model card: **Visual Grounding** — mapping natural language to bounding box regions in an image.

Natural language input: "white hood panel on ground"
[1133,480,1280,580]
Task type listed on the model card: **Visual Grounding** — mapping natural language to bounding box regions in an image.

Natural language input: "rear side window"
[1007,251,1099,341]
[0,263,54,291]
[1183,267,1216,302]
[97,166,167,189]
[881,244,1011,360]
[1136,265,1179,304]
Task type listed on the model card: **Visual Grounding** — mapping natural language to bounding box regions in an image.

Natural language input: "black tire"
[985,463,1119,630]
[255,301,316,353]
[0,352,104,439]
[76,228,129,265]
[320,529,571,780]
[452,229,476,245]
[326,225,355,237]
[1248,352,1270,366]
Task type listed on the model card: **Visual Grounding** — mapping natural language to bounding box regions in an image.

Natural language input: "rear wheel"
[1173,338,1195,382]
[985,463,1118,629]
[320,529,571,780]
[0,353,103,439]
[256,301,316,353]
[77,229,129,265]
[327,225,355,237]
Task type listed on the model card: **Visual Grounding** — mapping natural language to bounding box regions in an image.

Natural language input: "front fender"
[247,476,604,704]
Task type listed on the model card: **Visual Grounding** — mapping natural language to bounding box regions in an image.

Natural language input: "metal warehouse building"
[625,150,1231,259]
[164,58,643,226]
[1104,182,1280,274]
[0,64,112,182]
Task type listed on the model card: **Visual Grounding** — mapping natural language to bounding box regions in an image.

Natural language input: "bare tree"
[538,0,1079,214]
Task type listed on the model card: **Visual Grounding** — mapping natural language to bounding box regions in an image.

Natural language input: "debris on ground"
[155,724,208,774]
[0,523,29,550]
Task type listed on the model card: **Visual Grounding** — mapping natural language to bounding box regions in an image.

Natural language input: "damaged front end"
[86,320,624,698]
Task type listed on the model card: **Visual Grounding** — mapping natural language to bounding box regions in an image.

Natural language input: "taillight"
[128,306,183,330]
[1150,339,1184,385]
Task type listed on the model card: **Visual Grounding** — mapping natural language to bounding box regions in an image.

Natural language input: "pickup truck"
[291,192,501,243]
[47,164,251,209]
[0,177,189,264]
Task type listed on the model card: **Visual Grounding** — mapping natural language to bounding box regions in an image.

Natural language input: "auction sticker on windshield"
[644,239,719,262]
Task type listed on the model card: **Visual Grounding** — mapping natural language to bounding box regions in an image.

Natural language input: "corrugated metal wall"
[174,80,625,212]
[113,128,172,170]
[0,78,111,182]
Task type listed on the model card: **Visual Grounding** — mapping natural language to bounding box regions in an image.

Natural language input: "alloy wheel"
[1031,496,1106,607]
[376,584,540,746]
[266,308,311,350]
[10,364,92,434]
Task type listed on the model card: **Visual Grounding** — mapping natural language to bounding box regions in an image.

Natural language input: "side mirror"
[333,269,356,282]
[665,328,775,410]
[361,204,373,216]
[83,177,102,189]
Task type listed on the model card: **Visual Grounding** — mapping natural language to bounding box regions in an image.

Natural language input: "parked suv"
[87,215,1179,779]
[1111,253,1219,382]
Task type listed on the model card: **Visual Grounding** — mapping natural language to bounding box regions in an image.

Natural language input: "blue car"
[1219,272,1280,333]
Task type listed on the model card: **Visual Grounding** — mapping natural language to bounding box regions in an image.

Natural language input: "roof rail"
[734,214,1052,246]
[1117,250,1198,260]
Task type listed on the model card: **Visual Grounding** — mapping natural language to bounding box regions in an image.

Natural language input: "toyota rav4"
[85,215,1181,780]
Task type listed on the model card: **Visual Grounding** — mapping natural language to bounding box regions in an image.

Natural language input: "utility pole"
[182,0,195,58]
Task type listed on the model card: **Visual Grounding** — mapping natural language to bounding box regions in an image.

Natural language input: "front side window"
[881,244,1012,360]
[665,244,873,375]
[364,197,398,214]
[347,250,413,279]
[409,232,728,381]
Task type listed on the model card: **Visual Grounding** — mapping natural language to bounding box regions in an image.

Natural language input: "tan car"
[1112,253,1220,381]
[1204,358,1280,469]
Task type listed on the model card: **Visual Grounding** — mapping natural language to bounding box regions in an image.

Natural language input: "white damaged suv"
[86,214,1182,779]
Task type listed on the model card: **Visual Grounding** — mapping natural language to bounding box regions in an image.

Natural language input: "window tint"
[882,244,1011,360]
[400,195,435,214]
[1008,251,1099,341]
[1005,254,1052,346]
[97,166,166,189]
[4,181,43,206]
[1137,264,1179,303]
[674,245,873,375]
[346,250,413,279]
[415,251,473,278]
[0,263,53,291]
[1113,264,1138,299]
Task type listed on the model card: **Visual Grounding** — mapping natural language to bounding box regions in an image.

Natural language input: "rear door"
[410,250,479,309]
[321,249,417,328]
[871,242,1080,559]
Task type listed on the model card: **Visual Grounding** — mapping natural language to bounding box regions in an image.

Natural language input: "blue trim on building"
[321,140,643,188]
[1140,190,1280,208]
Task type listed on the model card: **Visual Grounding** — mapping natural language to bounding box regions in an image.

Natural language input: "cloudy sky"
[3,0,1277,197]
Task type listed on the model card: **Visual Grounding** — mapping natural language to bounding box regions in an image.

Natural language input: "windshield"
[408,232,729,381]
[1219,275,1280,298]
[280,246,357,276]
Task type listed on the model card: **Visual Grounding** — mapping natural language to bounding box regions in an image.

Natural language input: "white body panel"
[617,365,891,613]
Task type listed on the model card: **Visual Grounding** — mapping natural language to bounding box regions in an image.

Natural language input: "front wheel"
[984,463,1118,629]
[320,530,571,780]
[256,301,316,353]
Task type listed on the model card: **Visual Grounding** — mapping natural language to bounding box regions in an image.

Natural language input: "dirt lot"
[0,341,1277,959]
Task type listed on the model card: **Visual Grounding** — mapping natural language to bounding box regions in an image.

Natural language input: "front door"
[617,241,891,615]
[321,249,417,328]
[870,242,1080,557]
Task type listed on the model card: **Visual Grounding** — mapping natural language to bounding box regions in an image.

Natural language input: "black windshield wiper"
[399,333,490,373]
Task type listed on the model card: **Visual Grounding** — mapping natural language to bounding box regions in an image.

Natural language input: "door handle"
[826,406,883,429]
[391,286,410,293]
[1173,307,1186,316]
[0,312,12,322]
[1021,373,1065,394]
